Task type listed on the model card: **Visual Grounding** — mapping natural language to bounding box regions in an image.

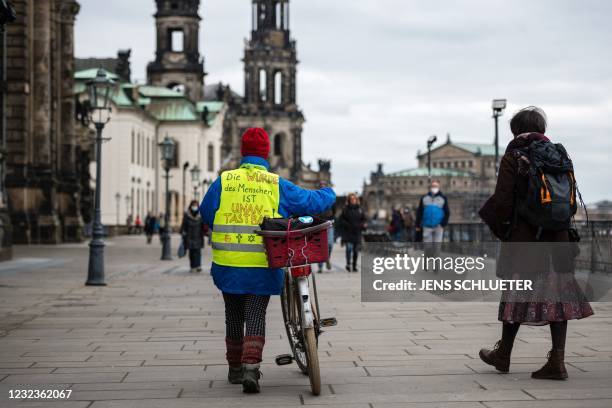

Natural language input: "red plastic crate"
[259,221,332,268]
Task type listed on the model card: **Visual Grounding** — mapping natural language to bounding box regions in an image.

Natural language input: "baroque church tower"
[147,0,205,101]
[223,0,307,182]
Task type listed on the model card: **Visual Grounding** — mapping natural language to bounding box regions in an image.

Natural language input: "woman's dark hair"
[509,106,547,136]
[189,200,199,208]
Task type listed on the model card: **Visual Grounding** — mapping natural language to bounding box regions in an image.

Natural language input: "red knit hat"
[241,128,270,159]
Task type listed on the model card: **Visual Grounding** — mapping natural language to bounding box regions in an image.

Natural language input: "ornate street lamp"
[114,192,121,226]
[181,161,189,217]
[201,178,212,195]
[190,164,201,200]
[159,136,175,261]
[426,135,437,182]
[492,99,507,176]
[86,68,116,286]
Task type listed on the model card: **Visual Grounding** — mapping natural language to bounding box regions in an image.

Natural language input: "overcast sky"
[76,0,612,202]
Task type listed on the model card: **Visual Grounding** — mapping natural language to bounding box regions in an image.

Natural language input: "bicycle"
[257,217,337,395]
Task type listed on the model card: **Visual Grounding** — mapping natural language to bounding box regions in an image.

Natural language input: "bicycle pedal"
[275,354,294,366]
[319,317,337,327]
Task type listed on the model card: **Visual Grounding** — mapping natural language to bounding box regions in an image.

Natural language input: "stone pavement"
[0,235,611,408]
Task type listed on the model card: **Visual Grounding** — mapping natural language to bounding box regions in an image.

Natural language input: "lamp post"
[124,194,131,220]
[190,164,201,200]
[492,99,507,176]
[114,192,121,226]
[201,178,211,196]
[182,161,189,214]
[426,135,437,182]
[86,68,115,286]
[159,136,175,261]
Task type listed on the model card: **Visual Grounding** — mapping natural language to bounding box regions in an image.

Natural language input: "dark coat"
[480,133,572,279]
[390,210,405,232]
[180,211,205,250]
[340,204,366,243]
[144,215,157,235]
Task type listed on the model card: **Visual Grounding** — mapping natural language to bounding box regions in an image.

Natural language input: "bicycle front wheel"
[281,272,309,374]
[303,327,321,396]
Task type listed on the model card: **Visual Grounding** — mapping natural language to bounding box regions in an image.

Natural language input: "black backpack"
[514,140,577,234]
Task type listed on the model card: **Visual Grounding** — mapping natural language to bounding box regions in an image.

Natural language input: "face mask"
[190,206,199,213]
[430,187,440,195]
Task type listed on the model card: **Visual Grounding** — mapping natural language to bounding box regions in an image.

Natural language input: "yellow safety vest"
[212,163,280,267]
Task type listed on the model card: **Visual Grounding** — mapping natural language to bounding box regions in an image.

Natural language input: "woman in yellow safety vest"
[200,128,336,393]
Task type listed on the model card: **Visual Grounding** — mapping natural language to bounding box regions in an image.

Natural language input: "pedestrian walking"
[389,206,405,242]
[415,180,449,243]
[478,106,593,380]
[180,200,205,273]
[403,207,415,242]
[134,215,143,234]
[317,196,336,273]
[339,193,366,272]
[203,223,212,246]
[126,214,133,234]
[157,212,165,243]
[200,128,335,393]
[144,212,157,244]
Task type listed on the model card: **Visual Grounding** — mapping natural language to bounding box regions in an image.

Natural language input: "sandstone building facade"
[4,0,85,245]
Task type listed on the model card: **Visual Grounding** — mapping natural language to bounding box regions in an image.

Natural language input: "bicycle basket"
[257,216,333,268]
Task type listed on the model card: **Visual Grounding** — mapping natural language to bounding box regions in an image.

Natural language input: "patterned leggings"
[223,293,270,339]
[223,293,270,366]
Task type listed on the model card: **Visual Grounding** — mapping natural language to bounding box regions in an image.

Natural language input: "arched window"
[284,2,289,29]
[274,71,282,105]
[275,2,282,29]
[245,70,251,101]
[137,132,141,165]
[170,29,184,52]
[131,129,135,164]
[259,69,267,101]
[273,133,284,156]
[252,3,258,29]
[259,3,267,27]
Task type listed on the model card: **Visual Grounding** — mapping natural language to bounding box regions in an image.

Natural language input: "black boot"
[479,340,511,373]
[227,366,242,384]
[242,363,261,393]
[531,349,568,380]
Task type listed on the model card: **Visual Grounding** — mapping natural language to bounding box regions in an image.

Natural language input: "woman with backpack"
[478,106,593,380]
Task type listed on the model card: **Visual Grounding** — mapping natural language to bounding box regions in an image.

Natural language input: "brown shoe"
[479,341,511,373]
[531,349,568,380]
